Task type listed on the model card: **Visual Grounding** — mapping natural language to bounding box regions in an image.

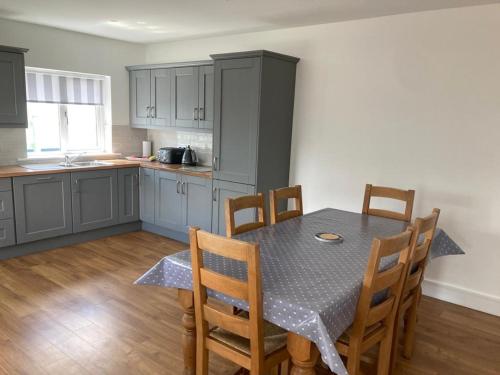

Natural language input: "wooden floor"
[0,232,498,375]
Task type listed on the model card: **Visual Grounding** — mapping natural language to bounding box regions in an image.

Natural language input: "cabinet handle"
[151,106,156,118]
[193,107,198,120]
[134,174,139,186]
[212,187,217,201]
[176,180,181,194]
[181,182,186,195]
[212,156,218,171]
[74,179,79,194]
[37,176,53,181]
[199,107,205,120]
[146,106,151,118]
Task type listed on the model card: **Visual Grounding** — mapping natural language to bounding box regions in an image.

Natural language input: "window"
[25,68,110,156]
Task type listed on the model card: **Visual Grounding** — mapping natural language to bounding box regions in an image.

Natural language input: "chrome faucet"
[63,153,81,167]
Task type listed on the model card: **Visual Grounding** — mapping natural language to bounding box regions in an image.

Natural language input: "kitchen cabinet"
[139,167,155,224]
[155,170,183,231]
[13,173,73,243]
[0,190,13,220]
[0,219,15,248]
[127,62,213,130]
[182,174,212,232]
[211,180,256,236]
[118,168,139,224]
[198,65,214,129]
[211,51,299,223]
[171,67,199,128]
[130,69,151,128]
[71,170,118,233]
[0,46,28,128]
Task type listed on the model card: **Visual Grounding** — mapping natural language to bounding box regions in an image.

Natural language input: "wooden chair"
[335,227,416,375]
[390,208,440,371]
[269,185,303,225]
[225,193,266,238]
[189,228,290,375]
[362,184,415,222]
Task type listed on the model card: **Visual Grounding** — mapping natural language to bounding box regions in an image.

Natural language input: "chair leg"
[390,311,402,374]
[346,341,362,375]
[378,327,395,375]
[196,336,209,375]
[403,301,418,359]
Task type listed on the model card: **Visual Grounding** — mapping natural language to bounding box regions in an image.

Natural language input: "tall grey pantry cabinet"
[211,51,299,235]
[0,45,28,128]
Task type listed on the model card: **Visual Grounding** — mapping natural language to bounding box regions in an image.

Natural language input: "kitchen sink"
[58,161,113,168]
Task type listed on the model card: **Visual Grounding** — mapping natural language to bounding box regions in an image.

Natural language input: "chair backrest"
[225,193,266,238]
[190,227,265,372]
[269,185,303,225]
[350,228,416,338]
[404,208,440,297]
[362,184,415,222]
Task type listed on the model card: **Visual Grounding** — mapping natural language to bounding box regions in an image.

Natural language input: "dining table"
[135,208,464,375]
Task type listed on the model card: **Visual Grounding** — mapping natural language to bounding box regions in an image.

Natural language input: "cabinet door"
[118,168,139,224]
[182,175,212,232]
[0,52,27,127]
[198,65,214,129]
[211,180,256,236]
[0,191,13,220]
[13,173,73,243]
[139,167,155,224]
[155,170,183,231]
[130,69,151,128]
[171,67,199,128]
[150,68,172,127]
[213,58,260,185]
[72,170,118,233]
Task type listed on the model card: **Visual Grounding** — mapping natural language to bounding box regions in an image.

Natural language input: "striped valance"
[26,70,104,105]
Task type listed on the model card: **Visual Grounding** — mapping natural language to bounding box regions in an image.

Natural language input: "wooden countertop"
[0,160,212,179]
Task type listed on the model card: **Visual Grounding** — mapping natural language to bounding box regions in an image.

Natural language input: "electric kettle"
[181,145,198,166]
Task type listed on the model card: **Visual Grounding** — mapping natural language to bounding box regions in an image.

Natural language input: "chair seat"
[209,313,287,356]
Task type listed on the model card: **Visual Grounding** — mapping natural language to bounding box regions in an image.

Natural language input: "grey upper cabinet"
[155,170,183,231]
[13,173,73,243]
[139,167,155,224]
[130,69,151,128]
[71,170,118,233]
[150,69,172,127]
[0,46,28,128]
[211,180,256,236]
[198,65,214,129]
[182,175,212,232]
[118,168,139,224]
[212,58,260,185]
[171,67,199,128]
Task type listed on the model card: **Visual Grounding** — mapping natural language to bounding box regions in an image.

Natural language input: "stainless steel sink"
[58,161,113,168]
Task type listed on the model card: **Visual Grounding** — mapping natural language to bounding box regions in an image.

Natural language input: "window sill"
[18,152,123,164]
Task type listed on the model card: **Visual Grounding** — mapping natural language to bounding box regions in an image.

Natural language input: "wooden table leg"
[287,333,320,375]
[178,289,196,375]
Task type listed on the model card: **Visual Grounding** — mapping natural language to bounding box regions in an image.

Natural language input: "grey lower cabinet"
[182,175,212,232]
[150,168,213,234]
[0,219,15,248]
[155,170,184,231]
[118,168,139,224]
[0,47,28,128]
[71,169,118,233]
[139,167,155,224]
[211,180,256,236]
[13,173,73,244]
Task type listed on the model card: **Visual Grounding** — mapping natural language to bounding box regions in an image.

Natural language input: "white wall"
[0,18,146,164]
[146,4,500,314]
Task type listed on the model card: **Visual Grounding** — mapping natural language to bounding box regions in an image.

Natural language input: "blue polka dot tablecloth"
[135,208,464,375]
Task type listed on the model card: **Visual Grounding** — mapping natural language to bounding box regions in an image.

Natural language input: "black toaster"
[157,147,185,164]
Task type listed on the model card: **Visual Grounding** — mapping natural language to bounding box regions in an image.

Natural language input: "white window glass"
[66,104,100,151]
[26,102,61,154]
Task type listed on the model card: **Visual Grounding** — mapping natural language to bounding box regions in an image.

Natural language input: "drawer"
[0,191,14,220]
[0,219,15,248]
[0,178,11,192]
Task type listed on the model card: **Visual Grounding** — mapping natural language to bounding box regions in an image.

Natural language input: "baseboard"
[422,278,500,317]
[0,222,141,260]
[141,222,188,244]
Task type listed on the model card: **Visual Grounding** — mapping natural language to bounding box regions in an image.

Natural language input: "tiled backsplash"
[112,125,148,157]
[0,128,28,166]
[148,129,213,166]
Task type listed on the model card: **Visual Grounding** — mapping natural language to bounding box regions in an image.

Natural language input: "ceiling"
[0,0,498,44]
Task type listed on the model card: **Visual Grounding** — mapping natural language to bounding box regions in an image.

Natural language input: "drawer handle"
[176,180,181,194]
[37,176,54,181]
[212,187,217,201]
[181,182,186,195]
